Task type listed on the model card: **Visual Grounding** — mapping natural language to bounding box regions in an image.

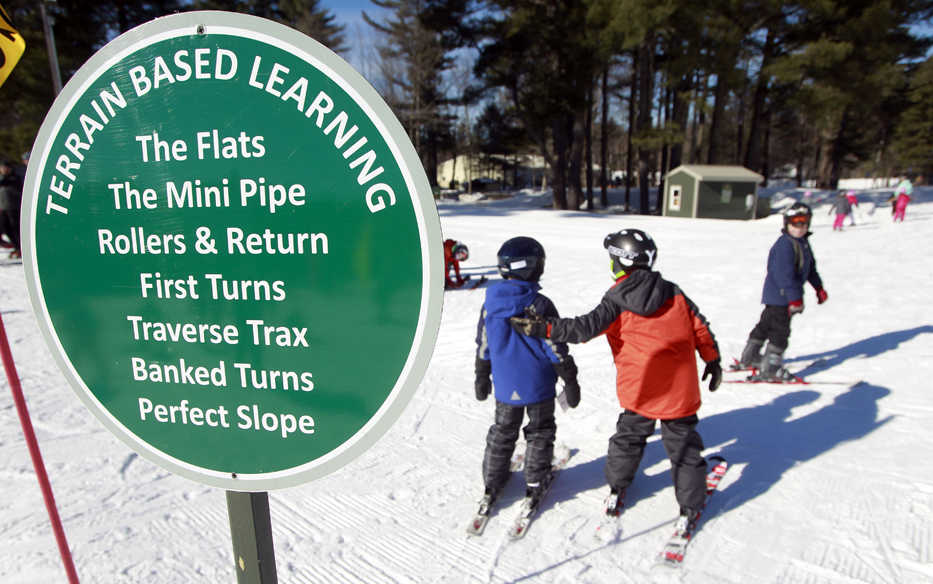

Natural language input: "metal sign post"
[226,491,277,584]
[22,11,443,578]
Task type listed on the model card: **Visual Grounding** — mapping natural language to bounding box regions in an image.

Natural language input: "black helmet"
[604,228,657,277]
[497,236,545,282]
[783,202,812,227]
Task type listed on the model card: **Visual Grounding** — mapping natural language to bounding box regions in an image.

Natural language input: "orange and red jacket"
[443,238,465,286]
[547,269,719,419]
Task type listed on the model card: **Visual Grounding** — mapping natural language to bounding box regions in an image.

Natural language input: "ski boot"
[674,507,701,535]
[604,489,625,517]
[755,345,797,382]
[524,482,546,511]
[733,338,764,370]
[478,487,498,515]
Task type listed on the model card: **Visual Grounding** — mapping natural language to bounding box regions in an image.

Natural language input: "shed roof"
[665,165,764,183]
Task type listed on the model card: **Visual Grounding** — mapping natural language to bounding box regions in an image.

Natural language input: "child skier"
[829,191,851,231]
[845,190,859,226]
[0,160,22,259]
[474,236,580,512]
[444,238,470,289]
[893,178,912,222]
[735,202,828,380]
[509,229,721,532]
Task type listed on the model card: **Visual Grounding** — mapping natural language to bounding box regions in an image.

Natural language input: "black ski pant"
[605,411,707,512]
[483,399,556,492]
[0,208,19,250]
[748,304,792,353]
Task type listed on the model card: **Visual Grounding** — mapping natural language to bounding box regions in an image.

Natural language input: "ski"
[467,275,488,290]
[656,455,729,568]
[447,275,489,291]
[466,443,568,536]
[506,444,572,539]
[725,358,807,384]
[466,445,527,535]
[727,377,861,386]
[728,358,754,372]
[466,492,499,535]
[727,356,833,381]
[726,374,808,385]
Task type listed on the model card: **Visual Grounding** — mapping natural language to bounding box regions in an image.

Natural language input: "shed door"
[721,184,733,203]
[669,185,682,211]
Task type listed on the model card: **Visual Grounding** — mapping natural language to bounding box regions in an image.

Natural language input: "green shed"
[662,165,764,220]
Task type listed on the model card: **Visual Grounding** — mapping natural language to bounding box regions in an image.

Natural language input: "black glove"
[703,359,722,392]
[509,314,550,337]
[553,357,580,408]
[474,357,492,400]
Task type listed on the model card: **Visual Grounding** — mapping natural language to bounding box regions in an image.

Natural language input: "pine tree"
[474,0,597,209]
[364,0,463,186]
[769,0,932,188]
[892,56,933,178]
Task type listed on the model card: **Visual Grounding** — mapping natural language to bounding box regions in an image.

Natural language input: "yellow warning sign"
[0,3,25,88]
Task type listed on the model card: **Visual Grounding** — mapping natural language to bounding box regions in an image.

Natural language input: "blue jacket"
[761,231,823,306]
[475,279,570,405]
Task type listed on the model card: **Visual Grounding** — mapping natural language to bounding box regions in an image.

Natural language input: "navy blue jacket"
[475,279,570,405]
[761,231,824,306]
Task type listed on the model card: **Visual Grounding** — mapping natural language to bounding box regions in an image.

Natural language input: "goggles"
[787,215,810,226]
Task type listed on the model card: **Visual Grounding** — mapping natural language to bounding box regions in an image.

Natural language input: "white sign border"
[21,11,444,491]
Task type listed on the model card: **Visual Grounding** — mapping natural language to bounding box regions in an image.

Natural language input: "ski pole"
[0,314,80,584]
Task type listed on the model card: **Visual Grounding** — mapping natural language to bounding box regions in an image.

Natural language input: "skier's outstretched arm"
[510,295,620,344]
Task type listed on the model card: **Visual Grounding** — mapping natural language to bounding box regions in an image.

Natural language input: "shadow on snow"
[548,381,891,521]
[788,325,933,377]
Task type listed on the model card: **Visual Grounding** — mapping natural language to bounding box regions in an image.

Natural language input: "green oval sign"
[22,12,443,491]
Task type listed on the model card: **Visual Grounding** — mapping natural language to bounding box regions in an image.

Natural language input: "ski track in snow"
[2,185,932,582]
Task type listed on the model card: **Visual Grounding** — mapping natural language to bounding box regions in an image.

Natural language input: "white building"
[437,153,549,190]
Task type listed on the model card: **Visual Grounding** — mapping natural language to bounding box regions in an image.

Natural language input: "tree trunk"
[600,64,609,209]
[551,117,569,209]
[820,108,850,190]
[706,70,729,164]
[625,51,637,212]
[450,151,458,190]
[795,118,806,188]
[656,86,670,210]
[426,128,439,187]
[744,29,774,175]
[670,75,689,169]
[569,112,584,210]
[637,38,654,214]
[761,108,771,187]
[584,82,594,210]
[735,64,747,163]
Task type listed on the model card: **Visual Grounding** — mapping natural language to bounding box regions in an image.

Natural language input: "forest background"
[1,0,932,212]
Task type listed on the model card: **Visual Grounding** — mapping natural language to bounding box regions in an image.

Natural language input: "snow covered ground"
[2,184,931,583]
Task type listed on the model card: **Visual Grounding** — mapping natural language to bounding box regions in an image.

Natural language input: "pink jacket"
[895,193,911,210]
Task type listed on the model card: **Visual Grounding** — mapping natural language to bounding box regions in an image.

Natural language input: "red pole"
[0,313,80,584]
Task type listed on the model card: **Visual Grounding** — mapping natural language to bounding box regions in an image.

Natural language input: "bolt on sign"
[22,11,443,491]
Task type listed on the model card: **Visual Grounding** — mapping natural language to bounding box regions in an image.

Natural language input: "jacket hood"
[610,269,675,316]
[484,279,541,318]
